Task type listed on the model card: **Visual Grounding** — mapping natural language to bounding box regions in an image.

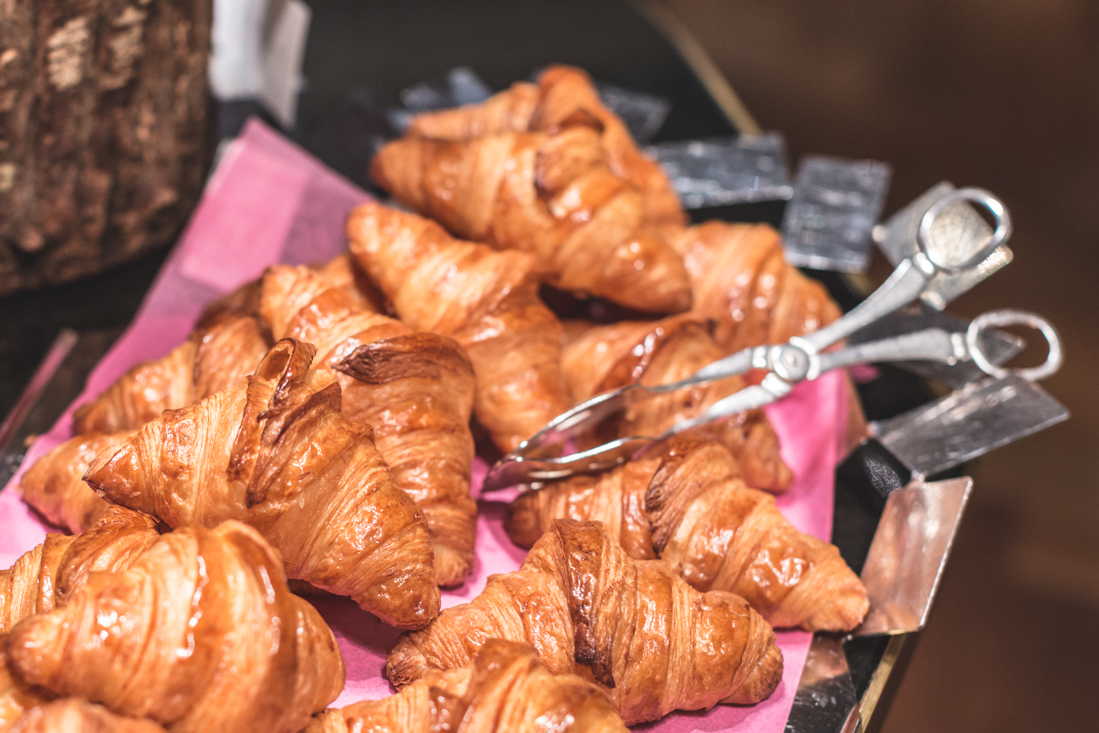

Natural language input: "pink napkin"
[0,119,848,732]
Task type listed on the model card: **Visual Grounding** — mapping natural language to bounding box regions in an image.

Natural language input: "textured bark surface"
[0,0,211,295]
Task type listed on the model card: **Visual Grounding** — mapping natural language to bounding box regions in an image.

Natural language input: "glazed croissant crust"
[562,315,792,492]
[347,202,571,453]
[670,222,842,354]
[372,121,692,314]
[506,438,868,632]
[307,639,627,733]
[387,519,782,725]
[5,521,345,733]
[405,64,687,235]
[1,506,159,633]
[84,339,440,629]
[258,264,478,587]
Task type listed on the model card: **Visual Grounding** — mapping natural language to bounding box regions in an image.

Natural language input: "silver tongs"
[482,188,1051,492]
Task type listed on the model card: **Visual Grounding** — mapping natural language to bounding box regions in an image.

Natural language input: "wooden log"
[0,0,212,295]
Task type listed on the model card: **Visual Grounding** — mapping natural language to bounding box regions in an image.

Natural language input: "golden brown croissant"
[84,339,440,629]
[347,202,571,452]
[72,315,269,436]
[561,315,792,492]
[387,519,782,725]
[6,699,168,733]
[19,432,132,534]
[0,506,159,633]
[405,64,687,234]
[670,222,842,354]
[257,264,477,587]
[308,639,627,733]
[6,520,345,733]
[372,123,691,314]
[507,438,868,632]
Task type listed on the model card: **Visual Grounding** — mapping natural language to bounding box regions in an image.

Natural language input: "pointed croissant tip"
[7,610,66,688]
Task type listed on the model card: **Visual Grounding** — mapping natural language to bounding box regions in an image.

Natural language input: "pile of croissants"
[0,66,866,732]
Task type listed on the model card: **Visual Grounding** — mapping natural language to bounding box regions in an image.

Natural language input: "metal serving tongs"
[482,188,1025,492]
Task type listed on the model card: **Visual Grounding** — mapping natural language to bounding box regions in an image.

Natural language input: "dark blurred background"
[658,0,1098,730]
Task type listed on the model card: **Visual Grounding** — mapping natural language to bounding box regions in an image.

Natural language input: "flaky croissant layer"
[0,506,160,634]
[506,438,868,632]
[308,639,628,733]
[387,519,782,725]
[6,521,345,733]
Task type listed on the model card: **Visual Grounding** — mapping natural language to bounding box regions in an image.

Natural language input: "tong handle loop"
[967,309,1063,382]
[917,187,1012,273]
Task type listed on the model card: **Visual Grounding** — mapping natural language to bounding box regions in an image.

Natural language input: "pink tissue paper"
[0,119,849,733]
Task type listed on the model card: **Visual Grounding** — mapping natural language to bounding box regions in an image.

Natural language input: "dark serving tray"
[0,2,948,731]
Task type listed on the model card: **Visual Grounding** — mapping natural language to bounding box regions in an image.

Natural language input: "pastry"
[347,203,571,452]
[387,519,782,725]
[5,521,345,733]
[405,64,687,234]
[669,222,842,353]
[507,438,868,632]
[84,339,440,629]
[307,639,627,733]
[259,264,478,587]
[372,123,691,314]
[561,315,792,492]
[0,506,159,633]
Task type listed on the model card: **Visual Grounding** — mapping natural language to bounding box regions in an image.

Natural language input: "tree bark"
[0,0,211,295]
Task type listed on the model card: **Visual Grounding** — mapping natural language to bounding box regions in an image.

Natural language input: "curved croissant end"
[84,339,440,630]
[507,438,868,632]
[405,65,687,235]
[386,519,781,725]
[1,633,54,730]
[348,203,571,453]
[0,506,159,634]
[371,127,691,315]
[20,432,134,534]
[308,639,627,733]
[669,222,842,354]
[561,315,792,492]
[6,521,344,733]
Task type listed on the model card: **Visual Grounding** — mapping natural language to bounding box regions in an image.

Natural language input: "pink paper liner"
[0,119,849,732]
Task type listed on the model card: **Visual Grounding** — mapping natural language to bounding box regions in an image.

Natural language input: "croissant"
[72,314,269,435]
[0,506,159,633]
[387,519,782,725]
[5,520,345,733]
[372,123,692,314]
[347,203,571,452]
[84,339,440,629]
[6,699,168,733]
[670,222,842,354]
[507,438,868,632]
[561,315,792,492]
[258,264,477,587]
[308,639,627,733]
[405,64,687,234]
[19,432,132,534]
